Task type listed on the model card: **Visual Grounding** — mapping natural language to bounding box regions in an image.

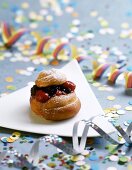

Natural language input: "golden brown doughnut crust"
[35,69,67,87]
[30,92,81,121]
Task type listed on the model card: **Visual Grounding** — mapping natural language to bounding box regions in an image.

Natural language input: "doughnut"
[30,69,81,120]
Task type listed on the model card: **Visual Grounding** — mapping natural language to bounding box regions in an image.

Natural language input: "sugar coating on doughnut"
[35,69,67,87]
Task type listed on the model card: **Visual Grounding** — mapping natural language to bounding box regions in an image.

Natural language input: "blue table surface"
[0,0,132,169]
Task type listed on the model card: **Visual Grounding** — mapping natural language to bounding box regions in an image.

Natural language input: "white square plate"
[0,60,114,137]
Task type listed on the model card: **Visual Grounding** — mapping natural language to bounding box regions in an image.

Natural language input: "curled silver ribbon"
[72,115,132,154]
[28,137,52,169]
[28,135,74,167]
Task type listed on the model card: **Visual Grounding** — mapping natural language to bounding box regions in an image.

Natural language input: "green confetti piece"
[2,2,8,8]
[118,156,128,165]
[6,85,16,90]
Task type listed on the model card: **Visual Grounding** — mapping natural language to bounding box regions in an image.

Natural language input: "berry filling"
[31,81,76,103]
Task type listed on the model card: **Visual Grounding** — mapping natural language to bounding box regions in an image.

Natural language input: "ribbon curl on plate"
[72,115,132,154]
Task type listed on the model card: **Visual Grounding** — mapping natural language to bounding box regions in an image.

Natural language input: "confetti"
[116,110,125,115]
[118,156,128,165]
[128,100,132,105]
[6,85,16,90]
[125,106,132,111]
[76,160,86,166]
[107,96,116,101]
[90,10,98,17]
[107,167,117,170]
[0,1,132,170]
[5,76,14,82]
[92,82,101,87]
[109,155,119,162]
[127,164,132,170]
[1,137,8,143]
[71,155,85,162]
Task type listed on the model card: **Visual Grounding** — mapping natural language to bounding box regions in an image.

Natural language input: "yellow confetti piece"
[121,22,129,29]
[5,76,14,82]
[99,19,109,27]
[125,106,132,111]
[92,82,101,87]
[50,59,59,66]
[6,85,16,90]
[47,162,56,168]
[98,86,106,91]
[90,11,98,17]
[9,131,21,141]
[127,164,132,170]
[104,108,117,114]
[119,33,128,39]
[71,12,79,17]
[12,132,21,137]
[10,135,19,140]
[6,138,15,143]
[71,155,85,162]
[21,2,29,9]
[107,96,116,101]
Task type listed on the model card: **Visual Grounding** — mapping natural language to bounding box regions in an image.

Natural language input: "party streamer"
[27,135,74,166]
[124,72,132,89]
[76,56,92,63]
[1,22,27,48]
[53,42,70,59]
[92,61,110,80]
[35,37,51,55]
[0,120,131,167]
[108,65,123,84]
[72,115,132,154]
[124,72,132,95]
[76,56,86,63]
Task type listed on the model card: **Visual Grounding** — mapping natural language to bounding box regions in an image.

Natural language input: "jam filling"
[31,81,76,103]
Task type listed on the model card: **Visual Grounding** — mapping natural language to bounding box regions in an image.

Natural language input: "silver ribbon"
[28,137,52,169]
[72,115,132,154]
[1,116,131,167]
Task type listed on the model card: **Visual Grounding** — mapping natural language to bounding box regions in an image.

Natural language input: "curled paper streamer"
[35,36,51,55]
[76,56,86,63]
[34,37,77,64]
[124,72,132,89]
[72,115,132,154]
[124,72,132,95]
[92,61,110,80]
[1,22,27,48]
[108,65,123,84]
[76,56,92,63]
[51,42,74,65]
[53,42,71,59]
[91,60,132,94]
